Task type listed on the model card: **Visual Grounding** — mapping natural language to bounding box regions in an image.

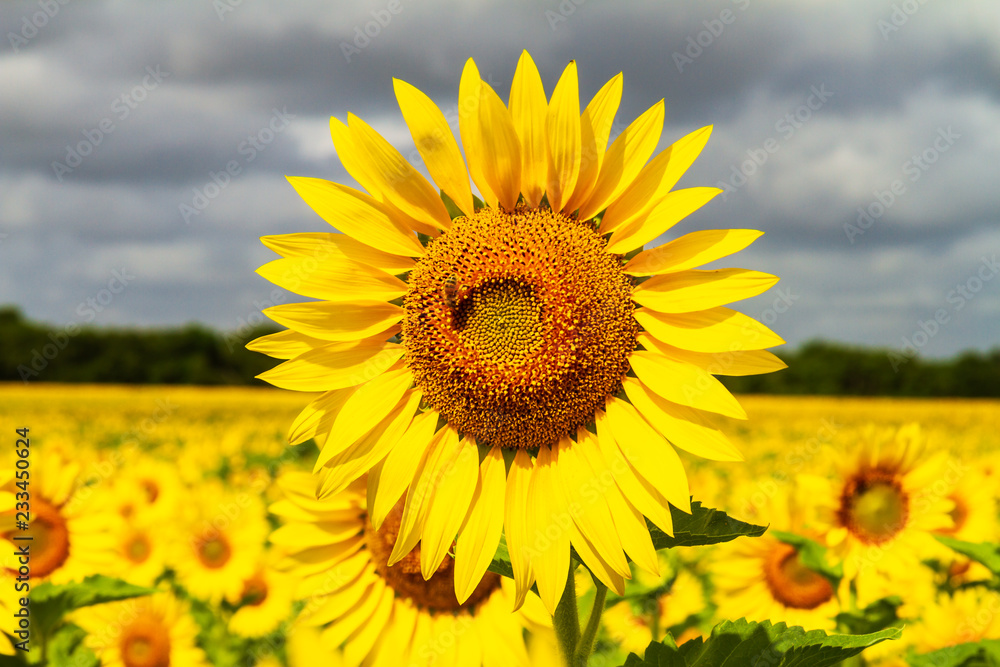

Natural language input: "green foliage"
[907,639,1000,666]
[936,536,1000,577]
[621,618,901,667]
[31,575,152,644]
[771,530,843,585]
[43,623,98,667]
[834,597,904,636]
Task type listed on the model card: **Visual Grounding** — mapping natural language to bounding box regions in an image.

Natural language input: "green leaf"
[31,575,153,641]
[440,190,465,220]
[45,623,98,667]
[907,639,1000,666]
[622,618,901,667]
[935,535,1000,575]
[834,596,902,635]
[648,501,767,549]
[771,530,843,584]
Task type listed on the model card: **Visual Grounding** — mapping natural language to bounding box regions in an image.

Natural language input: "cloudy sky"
[2,0,998,359]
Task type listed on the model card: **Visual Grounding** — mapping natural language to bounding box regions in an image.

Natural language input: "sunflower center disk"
[840,473,909,544]
[11,498,70,579]
[404,206,637,450]
[763,542,834,610]
[365,503,499,612]
[120,615,171,667]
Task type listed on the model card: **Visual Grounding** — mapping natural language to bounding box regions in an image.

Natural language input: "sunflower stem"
[553,566,580,667]
[574,580,608,666]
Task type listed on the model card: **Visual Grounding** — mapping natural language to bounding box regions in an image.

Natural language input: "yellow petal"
[504,449,535,610]
[528,444,570,614]
[577,100,664,221]
[371,410,439,530]
[624,229,763,276]
[319,579,389,649]
[455,444,506,604]
[546,60,581,213]
[629,350,747,419]
[342,584,395,665]
[622,376,744,462]
[286,177,424,257]
[261,232,416,275]
[509,50,548,209]
[564,73,623,213]
[287,387,355,446]
[258,339,404,392]
[631,268,780,313]
[264,301,403,342]
[330,116,383,199]
[605,397,691,513]
[317,389,421,498]
[592,412,673,535]
[635,306,784,352]
[314,365,414,471]
[459,59,497,208]
[394,77,474,216]
[565,519,625,596]
[256,256,407,303]
[246,328,326,360]
[420,435,479,579]
[638,332,787,376]
[600,126,713,234]
[389,425,457,565]
[606,187,722,254]
[478,83,522,210]
[553,439,630,579]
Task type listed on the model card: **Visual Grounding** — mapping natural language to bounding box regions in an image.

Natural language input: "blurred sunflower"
[228,562,296,638]
[74,592,208,667]
[252,51,784,612]
[170,482,268,604]
[111,514,168,587]
[269,472,545,666]
[800,424,953,607]
[0,448,117,586]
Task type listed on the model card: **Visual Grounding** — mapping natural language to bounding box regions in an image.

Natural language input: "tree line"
[2,307,998,396]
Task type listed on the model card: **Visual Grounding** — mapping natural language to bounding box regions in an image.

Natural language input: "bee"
[442,275,460,310]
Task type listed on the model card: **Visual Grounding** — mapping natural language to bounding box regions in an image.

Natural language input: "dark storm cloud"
[2,0,998,357]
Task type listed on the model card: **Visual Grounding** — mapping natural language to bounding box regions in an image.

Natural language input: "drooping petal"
[256,256,408,303]
[624,229,763,276]
[257,339,404,392]
[577,99,664,220]
[622,376,744,462]
[606,187,722,254]
[605,397,692,513]
[635,306,785,352]
[564,73,623,213]
[629,350,748,419]
[455,444,506,603]
[263,301,402,342]
[504,449,536,610]
[419,435,479,579]
[477,83,522,210]
[600,126,713,234]
[631,268,780,313]
[287,387,356,446]
[527,444,571,613]
[546,60,581,213]
[394,78,475,216]
[459,59,497,208]
[509,50,548,209]
[370,410,439,530]
[286,177,425,257]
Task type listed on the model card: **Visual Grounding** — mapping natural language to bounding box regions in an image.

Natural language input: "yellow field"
[3,384,999,665]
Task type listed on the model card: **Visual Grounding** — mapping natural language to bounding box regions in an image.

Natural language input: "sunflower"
[252,51,784,612]
[906,587,1000,653]
[0,447,118,586]
[228,562,296,638]
[111,513,169,587]
[169,481,268,604]
[269,471,545,666]
[74,592,208,667]
[799,423,953,608]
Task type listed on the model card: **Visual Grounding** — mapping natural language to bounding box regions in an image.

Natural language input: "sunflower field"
[6,52,1000,667]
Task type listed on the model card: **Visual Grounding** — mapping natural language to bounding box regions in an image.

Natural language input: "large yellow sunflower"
[252,51,784,612]
[269,472,546,666]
